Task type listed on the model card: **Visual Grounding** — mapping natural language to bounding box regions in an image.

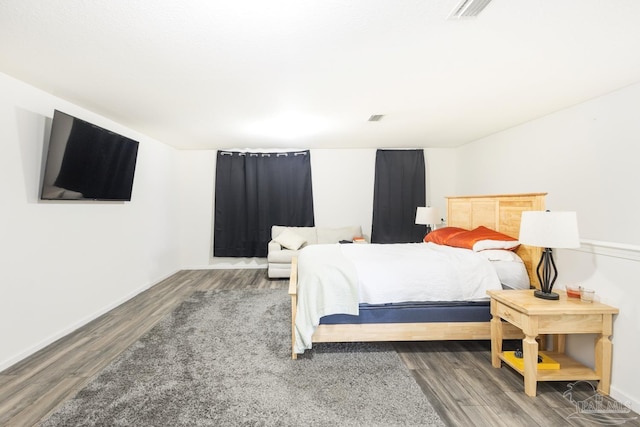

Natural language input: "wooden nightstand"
[488,289,619,397]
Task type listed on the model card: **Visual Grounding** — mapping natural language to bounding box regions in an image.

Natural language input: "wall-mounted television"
[40,110,140,201]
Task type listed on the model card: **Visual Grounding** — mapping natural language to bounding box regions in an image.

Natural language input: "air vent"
[448,0,492,19]
[368,114,384,122]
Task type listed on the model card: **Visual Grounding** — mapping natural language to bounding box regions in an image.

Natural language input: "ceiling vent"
[368,114,384,122]
[448,0,492,19]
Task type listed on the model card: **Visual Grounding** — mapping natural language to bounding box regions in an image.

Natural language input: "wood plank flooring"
[1,269,637,426]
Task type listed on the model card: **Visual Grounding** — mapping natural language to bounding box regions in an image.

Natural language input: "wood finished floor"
[1,269,638,427]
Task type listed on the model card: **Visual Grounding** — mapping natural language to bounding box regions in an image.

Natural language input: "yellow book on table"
[503,351,560,370]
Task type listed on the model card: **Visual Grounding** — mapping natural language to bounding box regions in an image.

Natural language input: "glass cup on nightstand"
[580,288,595,303]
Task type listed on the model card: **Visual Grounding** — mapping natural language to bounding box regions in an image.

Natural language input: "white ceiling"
[2,0,640,150]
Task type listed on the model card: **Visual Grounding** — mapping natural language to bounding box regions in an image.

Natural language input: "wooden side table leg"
[523,333,538,397]
[491,314,503,368]
[490,298,503,368]
[595,315,613,395]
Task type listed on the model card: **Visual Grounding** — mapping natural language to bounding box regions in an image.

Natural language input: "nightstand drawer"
[495,302,523,328]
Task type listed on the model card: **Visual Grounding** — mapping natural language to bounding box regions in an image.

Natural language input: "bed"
[288,193,546,359]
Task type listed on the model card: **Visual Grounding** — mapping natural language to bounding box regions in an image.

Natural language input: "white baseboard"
[184,264,268,270]
[610,386,640,418]
[0,269,179,373]
[200,256,268,270]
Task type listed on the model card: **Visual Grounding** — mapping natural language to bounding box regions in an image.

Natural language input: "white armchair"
[267,225,363,278]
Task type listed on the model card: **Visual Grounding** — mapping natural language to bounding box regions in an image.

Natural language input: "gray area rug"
[41,289,444,426]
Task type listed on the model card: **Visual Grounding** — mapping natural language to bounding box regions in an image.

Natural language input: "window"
[213,150,314,257]
[371,149,426,243]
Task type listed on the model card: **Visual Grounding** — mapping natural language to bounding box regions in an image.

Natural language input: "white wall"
[177,147,457,269]
[455,82,640,410]
[177,150,216,269]
[311,149,377,239]
[0,72,182,371]
[311,148,456,237]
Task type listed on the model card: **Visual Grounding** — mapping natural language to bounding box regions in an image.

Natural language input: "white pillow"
[492,261,530,290]
[475,249,524,263]
[273,229,307,250]
[472,240,520,252]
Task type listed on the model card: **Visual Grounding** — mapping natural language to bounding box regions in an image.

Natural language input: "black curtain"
[371,149,426,243]
[214,150,315,257]
[55,120,139,200]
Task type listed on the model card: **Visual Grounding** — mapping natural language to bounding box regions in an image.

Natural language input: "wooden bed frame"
[288,192,547,359]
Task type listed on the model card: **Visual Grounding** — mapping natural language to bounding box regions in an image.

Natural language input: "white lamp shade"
[519,211,580,249]
[415,207,440,225]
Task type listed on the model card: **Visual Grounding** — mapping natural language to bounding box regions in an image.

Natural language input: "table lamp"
[518,211,580,300]
[415,207,440,234]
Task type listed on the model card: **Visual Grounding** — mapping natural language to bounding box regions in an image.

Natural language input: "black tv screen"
[40,110,139,201]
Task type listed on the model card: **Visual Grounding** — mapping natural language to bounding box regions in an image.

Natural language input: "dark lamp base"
[534,290,559,300]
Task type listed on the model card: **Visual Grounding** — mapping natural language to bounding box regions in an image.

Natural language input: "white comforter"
[294,242,502,354]
[294,245,360,353]
[343,242,502,304]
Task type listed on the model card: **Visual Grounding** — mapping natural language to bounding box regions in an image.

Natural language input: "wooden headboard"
[446,193,547,289]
